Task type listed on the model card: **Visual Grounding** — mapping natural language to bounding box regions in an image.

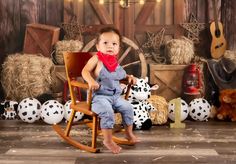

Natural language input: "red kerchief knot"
[97,51,118,72]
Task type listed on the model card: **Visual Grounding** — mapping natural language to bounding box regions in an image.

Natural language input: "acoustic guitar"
[210,0,227,59]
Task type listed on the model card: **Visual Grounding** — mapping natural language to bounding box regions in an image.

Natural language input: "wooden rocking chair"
[53,52,133,153]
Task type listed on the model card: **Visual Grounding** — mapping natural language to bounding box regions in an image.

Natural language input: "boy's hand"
[88,81,100,90]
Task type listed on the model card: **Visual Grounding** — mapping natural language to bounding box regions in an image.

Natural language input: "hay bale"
[148,95,168,125]
[54,40,83,65]
[115,113,122,125]
[165,37,194,64]
[1,53,53,101]
[116,95,168,125]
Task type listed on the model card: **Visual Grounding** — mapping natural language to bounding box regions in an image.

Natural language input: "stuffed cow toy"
[123,77,159,130]
[0,100,18,120]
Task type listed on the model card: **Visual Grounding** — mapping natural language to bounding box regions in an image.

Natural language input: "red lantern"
[183,64,202,95]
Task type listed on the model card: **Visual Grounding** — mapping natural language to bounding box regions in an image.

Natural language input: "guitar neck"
[212,0,219,30]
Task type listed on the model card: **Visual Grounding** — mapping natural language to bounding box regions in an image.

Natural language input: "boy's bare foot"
[103,141,122,154]
[126,134,141,144]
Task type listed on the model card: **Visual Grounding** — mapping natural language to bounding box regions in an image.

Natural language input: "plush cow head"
[128,77,159,101]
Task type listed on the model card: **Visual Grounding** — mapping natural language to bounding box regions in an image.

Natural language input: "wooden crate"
[23,23,60,57]
[149,64,187,101]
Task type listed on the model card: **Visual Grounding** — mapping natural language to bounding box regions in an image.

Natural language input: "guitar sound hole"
[215,29,221,38]
[215,42,224,49]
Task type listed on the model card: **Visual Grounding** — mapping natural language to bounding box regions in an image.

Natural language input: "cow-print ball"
[168,99,189,121]
[189,98,211,121]
[1,100,18,120]
[18,98,41,123]
[41,100,64,124]
[64,100,84,122]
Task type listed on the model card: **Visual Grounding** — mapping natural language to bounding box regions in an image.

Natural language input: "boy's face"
[96,32,120,55]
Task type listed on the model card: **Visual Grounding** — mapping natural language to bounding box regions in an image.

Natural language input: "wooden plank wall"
[0,0,63,100]
[0,0,236,99]
[62,0,234,52]
[63,0,180,45]
[0,0,63,63]
[1,0,236,60]
[221,0,236,50]
[183,0,236,55]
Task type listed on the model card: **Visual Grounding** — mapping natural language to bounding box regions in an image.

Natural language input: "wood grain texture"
[221,0,236,50]
[89,0,113,24]
[135,2,156,25]
[174,0,185,38]
[0,0,21,56]
[46,0,63,26]
[149,64,187,100]
[1,120,236,163]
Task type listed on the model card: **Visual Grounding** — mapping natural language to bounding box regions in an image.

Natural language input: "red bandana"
[97,51,118,72]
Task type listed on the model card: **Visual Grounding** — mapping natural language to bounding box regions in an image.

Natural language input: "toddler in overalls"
[82,27,140,154]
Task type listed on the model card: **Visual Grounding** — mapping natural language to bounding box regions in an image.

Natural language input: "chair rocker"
[53,52,134,153]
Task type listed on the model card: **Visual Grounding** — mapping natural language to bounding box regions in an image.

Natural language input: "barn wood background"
[0,0,236,99]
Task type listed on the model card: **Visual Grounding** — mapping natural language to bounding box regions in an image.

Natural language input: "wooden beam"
[197,0,206,22]
[124,5,134,39]
[113,0,122,31]
[89,0,113,24]
[165,0,173,25]
[174,0,185,38]
[46,0,63,26]
[63,0,73,22]
[135,1,156,25]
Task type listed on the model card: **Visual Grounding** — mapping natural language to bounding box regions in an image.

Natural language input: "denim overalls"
[91,65,133,129]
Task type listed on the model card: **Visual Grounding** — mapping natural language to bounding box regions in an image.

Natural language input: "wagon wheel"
[82,37,147,78]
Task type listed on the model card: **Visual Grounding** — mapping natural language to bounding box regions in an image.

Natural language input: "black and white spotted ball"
[41,100,64,124]
[189,98,211,121]
[64,100,84,122]
[18,98,41,123]
[168,99,189,121]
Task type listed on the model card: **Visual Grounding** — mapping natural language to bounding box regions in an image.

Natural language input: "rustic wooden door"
[63,0,185,40]
[62,0,186,77]
[122,0,185,40]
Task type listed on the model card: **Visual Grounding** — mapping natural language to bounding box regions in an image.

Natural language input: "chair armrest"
[70,80,93,104]
[70,80,89,89]
[124,84,132,100]
[120,78,129,85]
